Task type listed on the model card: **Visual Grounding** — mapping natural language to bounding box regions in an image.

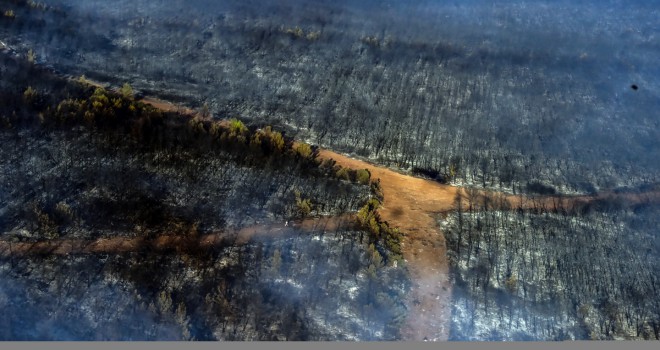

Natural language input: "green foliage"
[505,275,518,294]
[199,102,211,119]
[366,263,378,280]
[383,227,403,258]
[271,249,282,274]
[294,190,313,218]
[361,36,380,47]
[227,118,248,142]
[319,158,335,172]
[91,87,109,104]
[306,31,321,41]
[209,120,223,137]
[369,243,383,267]
[356,197,402,264]
[23,86,37,104]
[366,198,381,211]
[449,163,457,179]
[55,98,84,123]
[283,26,319,41]
[297,198,313,218]
[370,179,384,202]
[27,82,328,174]
[333,166,372,185]
[0,115,11,129]
[335,167,350,181]
[229,118,247,133]
[284,26,304,38]
[158,290,173,314]
[294,142,313,159]
[188,116,206,135]
[119,83,134,99]
[13,68,350,179]
[27,1,47,10]
[54,201,75,222]
[32,204,58,239]
[356,169,371,185]
[251,126,286,156]
[175,302,192,340]
[578,304,591,319]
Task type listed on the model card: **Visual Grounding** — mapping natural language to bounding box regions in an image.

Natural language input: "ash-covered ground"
[0,51,408,340]
[1,0,659,341]
[2,0,658,193]
[443,202,660,340]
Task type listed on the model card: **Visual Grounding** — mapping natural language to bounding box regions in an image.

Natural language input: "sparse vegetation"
[0,0,658,342]
[283,26,320,41]
[0,54,408,340]
[356,197,403,265]
[119,83,134,99]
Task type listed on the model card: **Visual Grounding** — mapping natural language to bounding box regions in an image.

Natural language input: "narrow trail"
[0,215,354,257]
[9,76,660,340]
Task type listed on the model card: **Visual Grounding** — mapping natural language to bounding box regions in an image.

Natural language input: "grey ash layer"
[8,0,659,193]
[0,0,659,341]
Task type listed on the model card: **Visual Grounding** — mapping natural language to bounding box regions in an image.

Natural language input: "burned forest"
[1,0,659,342]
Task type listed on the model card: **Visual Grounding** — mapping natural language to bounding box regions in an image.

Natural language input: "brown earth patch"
[317,150,458,341]
[0,215,356,258]
[316,150,660,341]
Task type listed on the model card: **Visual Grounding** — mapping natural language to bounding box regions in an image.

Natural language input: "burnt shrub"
[412,167,448,184]
[526,181,557,195]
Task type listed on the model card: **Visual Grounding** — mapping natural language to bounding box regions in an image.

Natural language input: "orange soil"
[318,151,660,341]
[318,150,459,341]
[0,215,354,257]
[21,77,660,340]
[316,151,660,341]
[3,140,656,341]
[140,96,198,117]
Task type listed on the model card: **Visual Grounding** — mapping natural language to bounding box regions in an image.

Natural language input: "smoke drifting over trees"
[0,0,658,341]
[0,50,407,340]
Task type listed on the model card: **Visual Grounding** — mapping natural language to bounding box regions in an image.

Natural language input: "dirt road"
[318,150,459,341]
[12,77,659,340]
[0,215,354,257]
[316,150,660,341]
